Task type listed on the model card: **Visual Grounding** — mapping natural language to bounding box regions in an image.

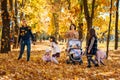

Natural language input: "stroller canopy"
[68,39,82,48]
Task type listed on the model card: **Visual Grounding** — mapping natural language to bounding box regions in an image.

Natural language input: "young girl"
[42,49,51,62]
[49,36,61,64]
[86,28,99,68]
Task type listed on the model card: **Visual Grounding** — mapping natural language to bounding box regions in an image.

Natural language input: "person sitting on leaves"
[49,36,61,64]
[42,49,52,62]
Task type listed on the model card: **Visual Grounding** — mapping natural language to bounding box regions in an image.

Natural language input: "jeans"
[18,40,31,61]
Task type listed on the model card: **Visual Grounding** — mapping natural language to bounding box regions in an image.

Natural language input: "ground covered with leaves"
[0,42,120,80]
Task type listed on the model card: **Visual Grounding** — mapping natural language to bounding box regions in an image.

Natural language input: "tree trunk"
[52,0,60,39]
[115,0,119,50]
[20,0,26,19]
[53,13,59,39]
[67,0,71,10]
[83,0,95,45]
[1,0,11,53]
[9,0,13,10]
[13,0,19,48]
[9,0,13,50]
[106,0,112,59]
[78,23,83,40]
[78,0,83,40]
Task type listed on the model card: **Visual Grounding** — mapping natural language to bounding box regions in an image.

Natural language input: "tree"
[51,0,61,39]
[106,0,113,58]
[9,0,13,10]
[67,0,71,10]
[115,0,119,50]
[1,0,11,53]
[12,0,19,48]
[78,0,84,40]
[9,0,14,49]
[8,0,19,49]
[83,0,96,45]
[19,0,26,19]
[52,13,59,39]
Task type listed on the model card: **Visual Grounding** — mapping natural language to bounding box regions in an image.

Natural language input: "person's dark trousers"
[87,55,98,67]
[18,40,31,61]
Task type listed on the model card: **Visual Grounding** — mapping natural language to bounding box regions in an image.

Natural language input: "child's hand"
[85,46,88,48]
[88,50,90,53]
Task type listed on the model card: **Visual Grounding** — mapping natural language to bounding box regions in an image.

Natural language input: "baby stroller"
[66,39,83,65]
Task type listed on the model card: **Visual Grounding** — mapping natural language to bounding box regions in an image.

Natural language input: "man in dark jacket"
[18,19,34,61]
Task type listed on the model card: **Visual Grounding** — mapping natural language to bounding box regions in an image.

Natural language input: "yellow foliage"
[16,0,119,38]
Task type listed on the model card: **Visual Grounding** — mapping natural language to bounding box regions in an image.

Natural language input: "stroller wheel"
[72,61,76,65]
[79,60,83,65]
[66,60,70,64]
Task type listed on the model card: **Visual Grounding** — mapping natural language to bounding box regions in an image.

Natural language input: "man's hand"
[32,41,35,45]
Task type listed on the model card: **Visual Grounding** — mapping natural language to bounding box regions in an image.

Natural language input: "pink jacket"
[42,54,51,62]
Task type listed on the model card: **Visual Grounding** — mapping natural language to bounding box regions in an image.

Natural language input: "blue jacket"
[18,26,34,43]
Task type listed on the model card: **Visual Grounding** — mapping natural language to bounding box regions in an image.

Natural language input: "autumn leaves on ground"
[0,42,120,80]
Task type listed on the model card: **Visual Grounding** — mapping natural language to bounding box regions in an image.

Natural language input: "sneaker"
[18,57,21,60]
[95,64,99,67]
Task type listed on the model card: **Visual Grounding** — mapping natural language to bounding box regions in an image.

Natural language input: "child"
[95,49,106,65]
[49,36,61,64]
[86,28,99,68]
[42,49,51,62]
